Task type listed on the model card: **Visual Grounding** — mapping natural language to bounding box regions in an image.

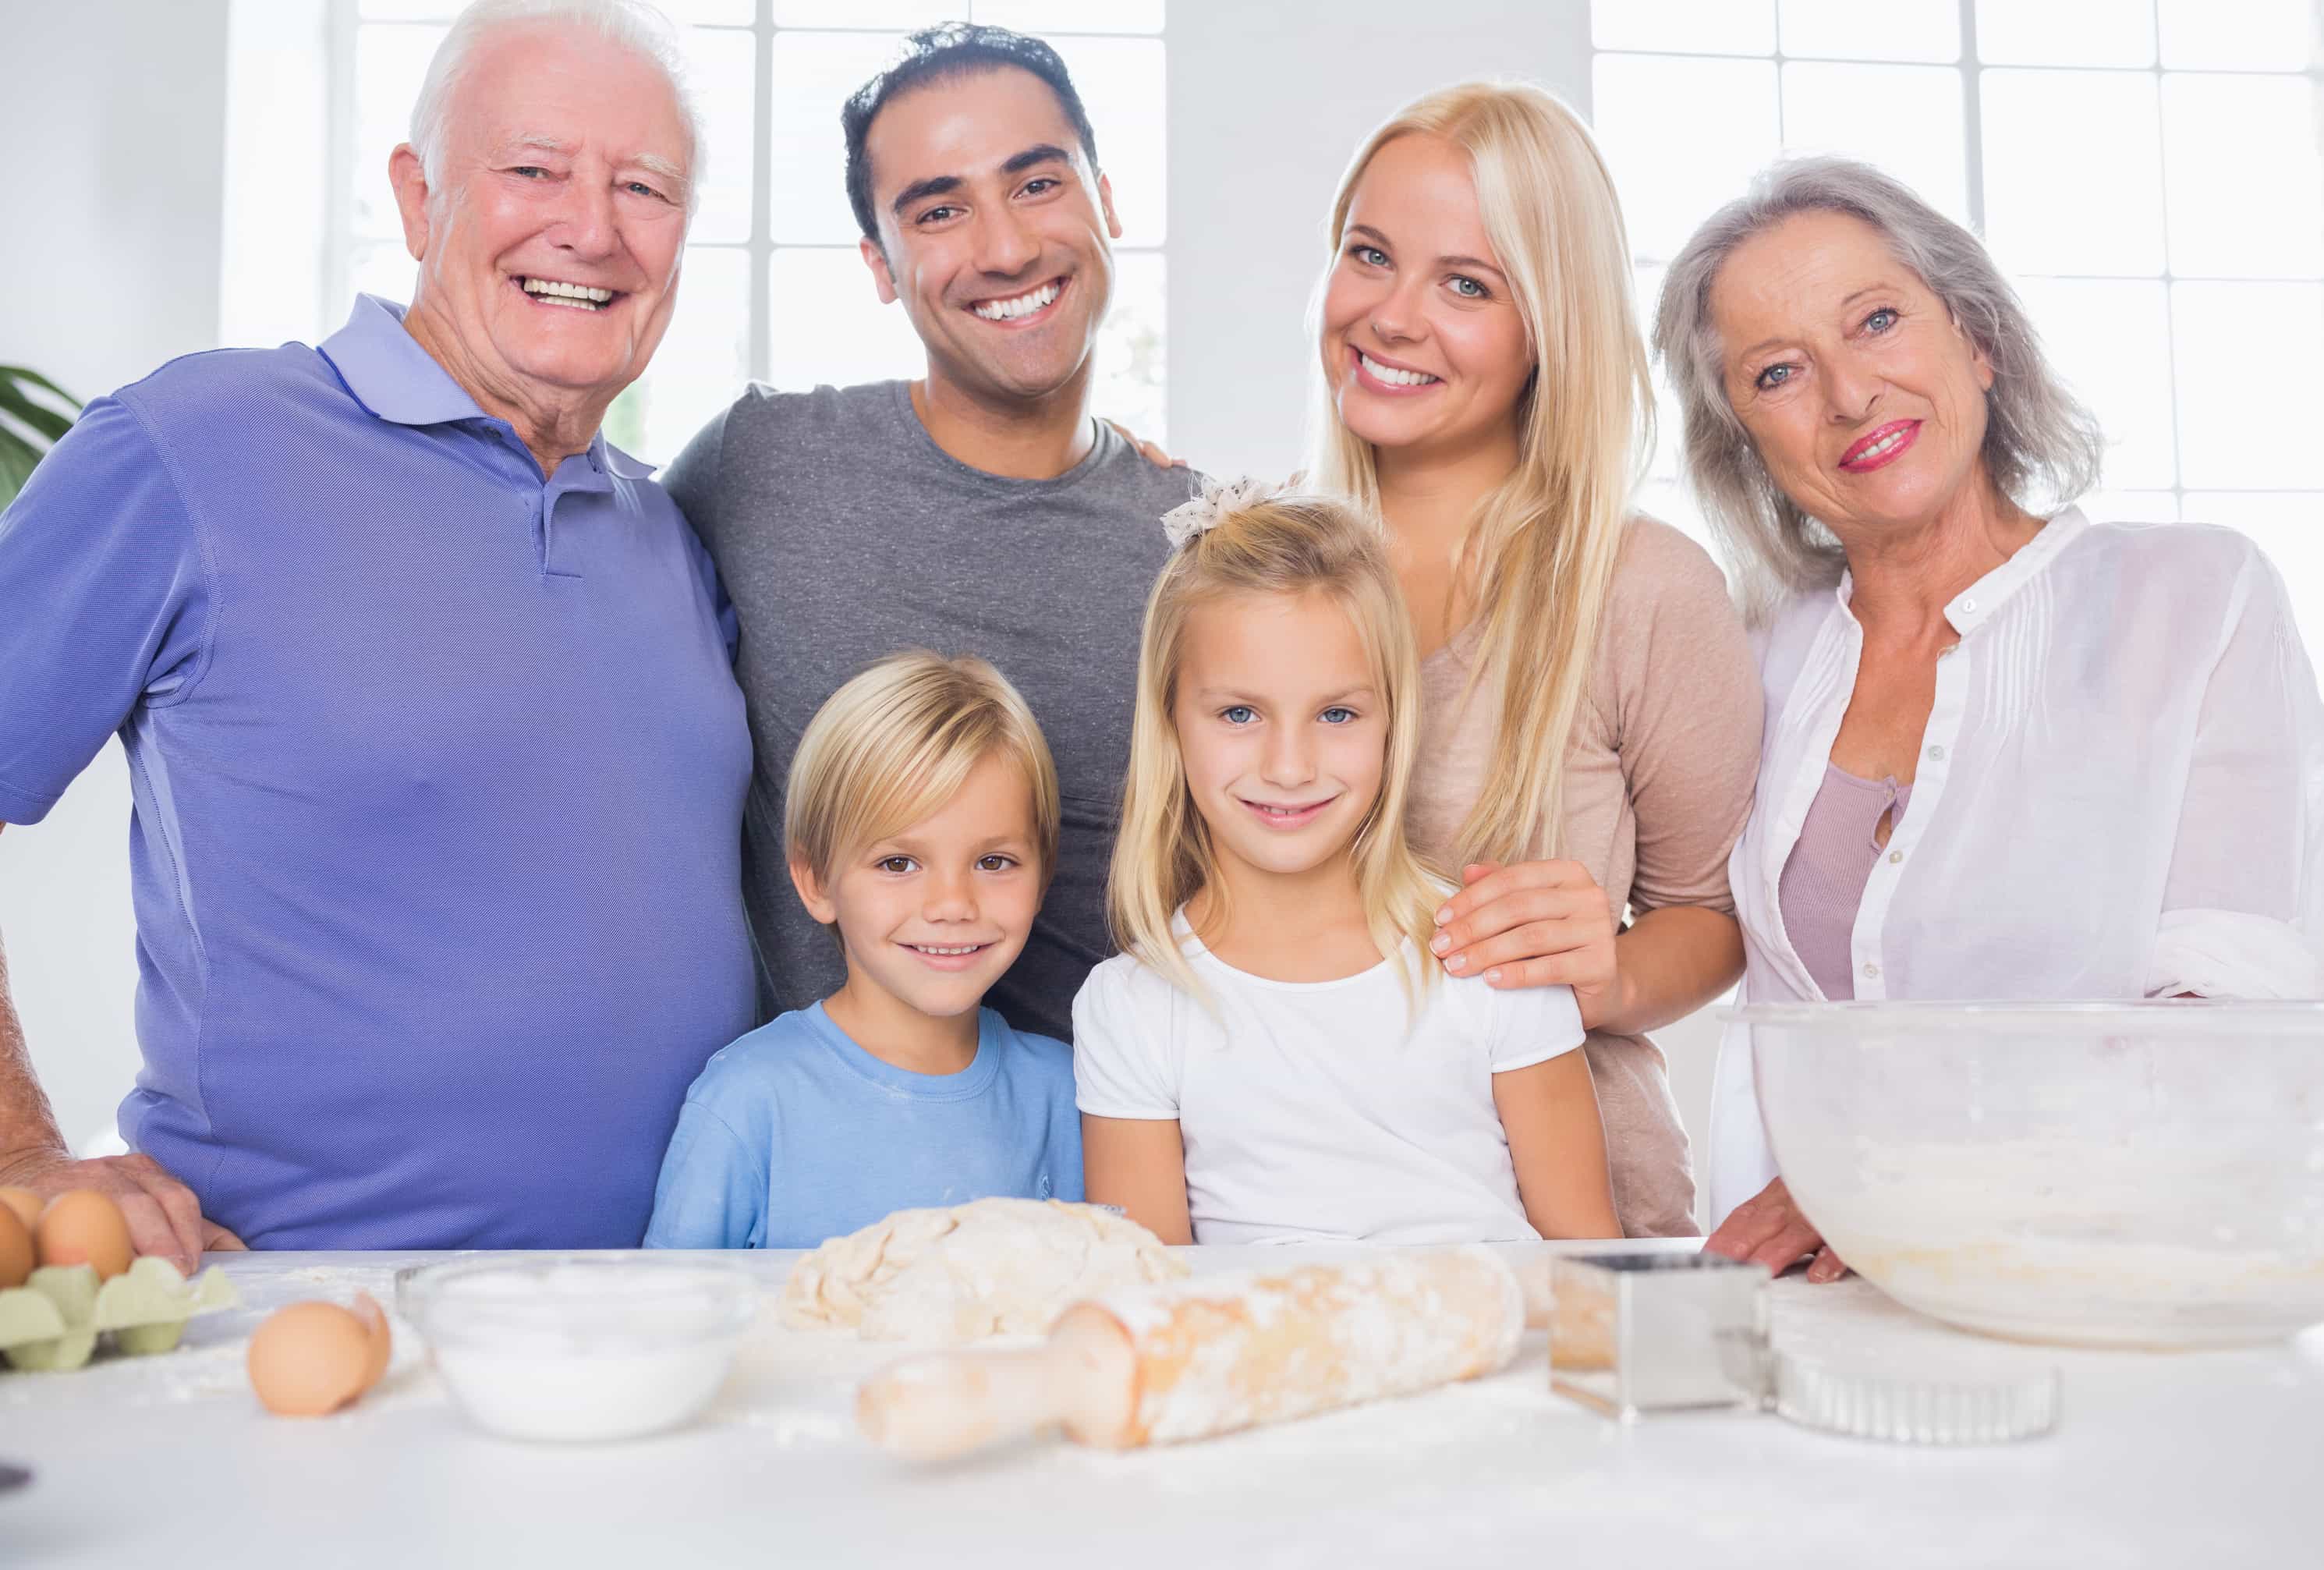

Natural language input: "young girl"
[1073,485,1619,1245]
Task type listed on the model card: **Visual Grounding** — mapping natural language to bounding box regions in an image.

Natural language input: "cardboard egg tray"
[0,1258,240,1371]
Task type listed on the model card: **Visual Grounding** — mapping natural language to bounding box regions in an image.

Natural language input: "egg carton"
[0,1258,240,1372]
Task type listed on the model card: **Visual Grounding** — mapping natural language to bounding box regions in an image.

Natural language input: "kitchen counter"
[4,1242,2320,1568]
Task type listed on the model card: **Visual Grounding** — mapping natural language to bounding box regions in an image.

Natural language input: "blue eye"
[1352,245,1387,268]
[1865,307,1898,332]
[1755,363,1795,391]
[1221,705,1256,725]
[1320,706,1357,724]
[1448,276,1486,299]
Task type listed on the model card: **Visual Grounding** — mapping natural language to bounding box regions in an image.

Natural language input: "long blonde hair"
[1107,491,1442,1001]
[1306,81,1653,864]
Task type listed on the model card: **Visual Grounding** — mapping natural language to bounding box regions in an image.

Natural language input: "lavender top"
[1777,764,1915,1001]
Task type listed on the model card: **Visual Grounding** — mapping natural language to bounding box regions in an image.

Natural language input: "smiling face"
[389,21,692,420]
[792,752,1043,1027]
[1171,590,1388,891]
[1319,133,1536,466]
[1711,209,1999,538]
[859,66,1121,409]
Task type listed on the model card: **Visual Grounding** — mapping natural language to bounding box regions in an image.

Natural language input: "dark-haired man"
[667,24,1200,1043]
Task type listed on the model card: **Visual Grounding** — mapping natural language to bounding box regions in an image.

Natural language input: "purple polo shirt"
[0,296,756,1248]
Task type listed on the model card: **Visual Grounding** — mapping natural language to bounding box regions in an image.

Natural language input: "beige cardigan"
[1408,517,1762,1237]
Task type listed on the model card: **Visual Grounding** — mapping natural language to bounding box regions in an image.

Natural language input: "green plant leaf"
[0,381,74,443]
[0,427,37,504]
[0,366,80,410]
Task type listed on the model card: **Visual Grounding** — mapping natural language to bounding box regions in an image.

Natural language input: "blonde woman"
[1308,83,1763,1236]
[1075,486,1619,1246]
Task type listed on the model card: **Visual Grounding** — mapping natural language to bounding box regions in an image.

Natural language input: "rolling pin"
[856,1246,1567,1458]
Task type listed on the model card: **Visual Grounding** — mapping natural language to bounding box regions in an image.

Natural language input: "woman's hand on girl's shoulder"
[1429,859,1620,1026]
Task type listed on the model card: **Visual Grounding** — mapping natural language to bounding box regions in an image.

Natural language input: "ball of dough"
[782,1199,1187,1342]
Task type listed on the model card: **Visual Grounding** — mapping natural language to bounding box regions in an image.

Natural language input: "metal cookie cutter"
[1546,1250,2059,1445]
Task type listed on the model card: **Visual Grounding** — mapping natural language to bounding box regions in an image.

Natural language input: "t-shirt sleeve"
[643,1094,767,1249]
[0,395,214,824]
[1071,962,1182,1119]
[1610,521,1764,917]
[1045,1044,1088,1202]
[1485,976,1586,1074]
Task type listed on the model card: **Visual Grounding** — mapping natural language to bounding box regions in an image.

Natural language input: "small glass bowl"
[401,1255,759,1442]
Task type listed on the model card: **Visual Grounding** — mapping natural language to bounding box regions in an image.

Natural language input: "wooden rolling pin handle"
[856,1308,1138,1462]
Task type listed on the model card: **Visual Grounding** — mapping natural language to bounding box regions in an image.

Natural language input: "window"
[331,0,1166,461]
[1590,0,2324,642]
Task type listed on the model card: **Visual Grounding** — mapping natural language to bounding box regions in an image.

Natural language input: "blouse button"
[1960,597,1979,614]
[1862,962,1880,980]
[1888,849,1904,864]
[1926,744,1945,761]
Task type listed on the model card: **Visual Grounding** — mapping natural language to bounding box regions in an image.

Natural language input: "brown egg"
[247,1301,377,1417]
[0,1188,41,1231]
[34,1190,134,1280]
[0,1203,31,1289]
[350,1291,392,1392]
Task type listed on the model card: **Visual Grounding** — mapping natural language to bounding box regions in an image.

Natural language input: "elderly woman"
[1653,158,2324,1280]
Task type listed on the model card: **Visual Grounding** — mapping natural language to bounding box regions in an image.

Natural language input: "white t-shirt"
[1712,508,2324,1225]
[1072,916,1587,1245]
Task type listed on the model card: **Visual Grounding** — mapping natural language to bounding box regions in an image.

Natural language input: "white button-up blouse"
[1708,507,2324,1226]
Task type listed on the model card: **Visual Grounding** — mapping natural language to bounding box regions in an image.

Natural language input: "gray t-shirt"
[665,379,1202,1044]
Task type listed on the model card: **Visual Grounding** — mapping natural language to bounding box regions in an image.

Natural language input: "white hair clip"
[1160,475,1276,550]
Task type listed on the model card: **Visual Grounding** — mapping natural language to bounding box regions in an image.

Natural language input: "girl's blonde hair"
[1108,491,1442,1001]
[785,650,1060,913]
[1306,80,1654,864]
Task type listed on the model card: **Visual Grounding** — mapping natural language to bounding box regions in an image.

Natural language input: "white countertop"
[4,1242,2320,1568]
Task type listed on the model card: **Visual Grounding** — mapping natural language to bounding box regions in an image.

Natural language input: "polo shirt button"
[1863,962,1880,980]
[1926,744,1944,761]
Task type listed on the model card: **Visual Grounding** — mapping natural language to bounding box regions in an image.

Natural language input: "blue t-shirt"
[0,296,756,1248]
[644,1003,1083,1249]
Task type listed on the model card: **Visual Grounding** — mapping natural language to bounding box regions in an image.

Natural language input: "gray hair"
[1652,156,2103,616]
[409,0,703,212]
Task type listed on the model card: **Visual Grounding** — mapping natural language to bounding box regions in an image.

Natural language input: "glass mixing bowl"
[1736,1001,2324,1348]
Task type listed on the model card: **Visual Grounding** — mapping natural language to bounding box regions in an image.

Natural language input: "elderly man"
[0,0,751,1256]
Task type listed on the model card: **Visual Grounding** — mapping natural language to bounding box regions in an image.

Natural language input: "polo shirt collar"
[317,294,657,483]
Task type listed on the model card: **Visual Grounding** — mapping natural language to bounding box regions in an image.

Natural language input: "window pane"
[661,0,756,23]
[773,1,951,24]
[1593,55,1780,261]
[2172,282,2324,490]
[1093,251,1167,445]
[351,239,420,308]
[682,27,756,245]
[609,246,752,465]
[2163,75,2324,280]
[1980,69,2163,275]
[1048,37,1166,247]
[766,246,926,389]
[1591,0,1776,55]
[358,2,452,16]
[770,32,907,245]
[1634,264,1688,483]
[972,0,1166,32]
[1780,0,1957,61]
[1780,63,1968,225]
[353,24,445,240]
[2157,0,2319,69]
[1975,0,2154,66]
[2014,278,2177,490]
[2081,491,2180,523]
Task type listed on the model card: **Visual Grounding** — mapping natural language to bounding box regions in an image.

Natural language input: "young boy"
[644,651,1080,1248]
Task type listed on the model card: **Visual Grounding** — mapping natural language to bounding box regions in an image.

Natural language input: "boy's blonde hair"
[1109,491,1443,1001]
[1307,81,1654,867]
[785,651,1060,906]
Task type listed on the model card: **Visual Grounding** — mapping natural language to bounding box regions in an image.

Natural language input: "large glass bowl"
[1736,1001,2324,1348]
